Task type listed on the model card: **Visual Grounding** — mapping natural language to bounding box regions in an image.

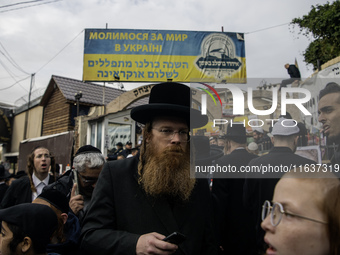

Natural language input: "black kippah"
[75,145,102,156]
[0,204,58,247]
[38,189,69,213]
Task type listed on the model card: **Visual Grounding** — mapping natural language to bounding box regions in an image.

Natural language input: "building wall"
[11,106,43,153]
[42,87,72,136]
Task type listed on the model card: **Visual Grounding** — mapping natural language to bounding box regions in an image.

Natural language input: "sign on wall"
[83,29,246,83]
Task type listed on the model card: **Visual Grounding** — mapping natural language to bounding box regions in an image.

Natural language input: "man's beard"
[327,133,340,145]
[139,141,195,201]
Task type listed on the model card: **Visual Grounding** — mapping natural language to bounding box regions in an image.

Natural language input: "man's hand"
[136,232,178,255]
[69,183,84,215]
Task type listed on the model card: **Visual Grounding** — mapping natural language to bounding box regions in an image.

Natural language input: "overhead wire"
[0,41,30,91]
[0,0,51,9]
[0,58,29,91]
[0,21,290,100]
[245,22,290,34]
[0,0,62,13]
[0,42,30,75]
[0,75,30,91]
[0,29,84,96]
[35,29,84,73]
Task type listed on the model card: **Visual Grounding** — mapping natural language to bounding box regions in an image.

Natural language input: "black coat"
[0,183,8,204]
[1,175,55,209]
[287,64,301,78]
[80,156,218,255]
[243,146,316,254]
[212,148,258,255]
[43,170,90,224]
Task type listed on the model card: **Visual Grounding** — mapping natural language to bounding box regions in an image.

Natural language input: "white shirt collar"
[32,173,50,187]
[32,173,50,201]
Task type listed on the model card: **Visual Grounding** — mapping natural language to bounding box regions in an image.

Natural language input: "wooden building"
[40,75,124,135]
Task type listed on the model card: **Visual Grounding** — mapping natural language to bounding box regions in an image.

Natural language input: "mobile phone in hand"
[163,232,186,245]
[73,169,79,195]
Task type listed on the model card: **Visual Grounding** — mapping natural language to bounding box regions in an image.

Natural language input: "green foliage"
[291,1,340,69]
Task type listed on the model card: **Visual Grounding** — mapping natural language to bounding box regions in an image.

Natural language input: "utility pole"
[23,73,35,140]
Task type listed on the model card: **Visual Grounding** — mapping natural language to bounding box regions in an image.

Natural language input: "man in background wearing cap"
[44,145,105,224]
[80,82,217,254]
[106,142,124,161]
[122,141,133,158]
[244,118,316,254]
[212,124,258,255]
[318,82,340,165]
[0,203,58,255]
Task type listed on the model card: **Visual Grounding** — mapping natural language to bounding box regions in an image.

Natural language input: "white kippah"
[248,142,258,151]
[271,118,300,136]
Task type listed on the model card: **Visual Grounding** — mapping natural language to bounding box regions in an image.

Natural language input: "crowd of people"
[0,81,339,255]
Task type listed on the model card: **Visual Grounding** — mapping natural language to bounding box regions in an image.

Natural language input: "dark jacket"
[43,170,89,224]
[107,148,124,161]
[0,183,8,204]
[44,170,74,199]
[212,148,258,255]
[287,64,301,78]
[243,146,316,254]
[80,156,218,255]
[47,212,81,255]
[1,175,54,209]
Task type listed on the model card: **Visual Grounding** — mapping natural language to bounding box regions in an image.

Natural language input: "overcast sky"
[0,0,332,106]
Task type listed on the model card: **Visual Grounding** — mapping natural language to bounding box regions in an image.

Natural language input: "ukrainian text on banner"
[83,29,246,82]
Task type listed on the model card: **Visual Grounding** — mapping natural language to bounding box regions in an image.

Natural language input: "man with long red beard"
[139,116,194,202]
[80,82,217,255]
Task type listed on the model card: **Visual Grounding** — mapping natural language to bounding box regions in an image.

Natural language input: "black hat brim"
[131,104,208,129]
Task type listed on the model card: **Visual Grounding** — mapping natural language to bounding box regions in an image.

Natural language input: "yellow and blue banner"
[83,29,246,82]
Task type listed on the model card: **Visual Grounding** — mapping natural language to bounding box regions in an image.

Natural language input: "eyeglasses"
[77,171,98,185]
[152,128,190,142]
[262,200,327,226]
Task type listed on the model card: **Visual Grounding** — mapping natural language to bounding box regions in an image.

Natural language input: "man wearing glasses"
[44,145,105,223]
[80,82,217,255]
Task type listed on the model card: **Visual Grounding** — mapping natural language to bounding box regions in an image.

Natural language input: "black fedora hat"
[131,82,208,128]
[13,170,27,179]
[226,123,247,137]
[226,123,247,143]
[191,136,224,164]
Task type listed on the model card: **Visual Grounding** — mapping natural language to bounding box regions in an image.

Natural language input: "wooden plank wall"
[42,88,72,136]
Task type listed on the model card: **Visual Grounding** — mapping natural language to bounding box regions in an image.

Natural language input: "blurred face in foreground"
[0,221,14,255]
[261,178,329,255]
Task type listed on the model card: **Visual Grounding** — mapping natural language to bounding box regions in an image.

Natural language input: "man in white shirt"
[1,146,55,208]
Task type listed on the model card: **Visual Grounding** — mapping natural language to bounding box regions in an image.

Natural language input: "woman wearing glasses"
[261,169,340,255]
